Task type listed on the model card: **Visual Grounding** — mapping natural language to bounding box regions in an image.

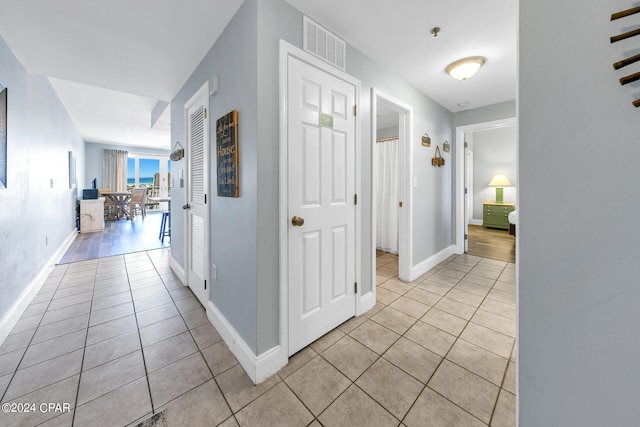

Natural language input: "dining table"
[102,191,132,220]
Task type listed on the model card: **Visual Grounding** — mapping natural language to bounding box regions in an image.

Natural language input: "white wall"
[471,126,517,219]
[519,0,640,425]
[0,35,85,321]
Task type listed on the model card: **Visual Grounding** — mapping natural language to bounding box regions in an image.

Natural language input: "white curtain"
[103,149,128,192]
[375,138,399,254]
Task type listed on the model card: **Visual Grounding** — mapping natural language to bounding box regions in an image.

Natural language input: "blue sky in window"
[127,158,171,180]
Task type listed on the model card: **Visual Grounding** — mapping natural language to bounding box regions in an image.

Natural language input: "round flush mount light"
[446,56,486,80]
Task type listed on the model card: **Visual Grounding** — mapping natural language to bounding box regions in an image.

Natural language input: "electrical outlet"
[212,264,217,280]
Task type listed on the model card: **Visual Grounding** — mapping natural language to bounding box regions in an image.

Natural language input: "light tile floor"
[0,249,516,427]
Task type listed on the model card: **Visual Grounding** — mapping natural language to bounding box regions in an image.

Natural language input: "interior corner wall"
[84,142,170,189]
[256,0,302,355]
[0,35,85,321]
[170,0,260,354]
[519,0,640,425]
[471,126,517,219]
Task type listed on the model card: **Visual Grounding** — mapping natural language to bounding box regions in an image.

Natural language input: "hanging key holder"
[432,145,445,167]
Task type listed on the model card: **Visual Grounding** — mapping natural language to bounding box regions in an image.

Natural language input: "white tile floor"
[0,249,516,426]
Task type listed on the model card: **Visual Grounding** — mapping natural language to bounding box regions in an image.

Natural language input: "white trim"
[358,291,376,315]
[410,245,456,281]
[0,229,76,346]
[469,219,483,226]
[169,254,187,285]
[206,300,284,384]
[183,82,210,306]
[370,89,414,285]
[279,40,361,364]
[455,117,517,254]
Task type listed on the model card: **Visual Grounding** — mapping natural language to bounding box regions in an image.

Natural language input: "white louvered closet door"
[186,83,209,307]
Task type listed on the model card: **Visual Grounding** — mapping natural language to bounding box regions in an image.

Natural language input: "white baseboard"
[410,245,455,281]
[169,254,187,285]
[0,230,77,347]
[206,300,285,385]
[470,219,483,226]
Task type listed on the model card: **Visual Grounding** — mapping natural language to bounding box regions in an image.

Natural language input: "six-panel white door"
[287,56,357,356]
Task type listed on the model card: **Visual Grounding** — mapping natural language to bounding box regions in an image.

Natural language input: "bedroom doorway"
[455,117,517,263]
[371,89,412,285]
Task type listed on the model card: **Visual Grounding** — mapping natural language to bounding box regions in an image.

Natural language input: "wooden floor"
[58,211,170,264]
[467,224,515,263]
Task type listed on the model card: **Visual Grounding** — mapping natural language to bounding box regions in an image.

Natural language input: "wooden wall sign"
[216,110,239,197]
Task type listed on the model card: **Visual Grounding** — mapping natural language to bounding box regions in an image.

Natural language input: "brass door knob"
[291,216,305,227]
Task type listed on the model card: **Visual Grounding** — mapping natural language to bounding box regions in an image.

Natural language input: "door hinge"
[354,194,358,205]
[353,105,357,116]
[399,201,403,207]
[354,282,358,294]
[205,194,207,204]
[204,280,207,290]
[465,234,468,240]
[204,108,207,119]
[464,188,468,194]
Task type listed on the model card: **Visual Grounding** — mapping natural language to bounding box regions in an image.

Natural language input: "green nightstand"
[483,200,515,230]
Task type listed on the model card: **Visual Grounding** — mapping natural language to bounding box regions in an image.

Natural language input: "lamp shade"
[488,174,511,187]
[446,56,485,80]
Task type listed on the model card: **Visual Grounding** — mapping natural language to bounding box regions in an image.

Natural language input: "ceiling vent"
[303,16,346,71]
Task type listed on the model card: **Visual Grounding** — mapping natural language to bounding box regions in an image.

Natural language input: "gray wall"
[519,0,640,425]
[171,0,455,356]
[84,142,169,189]
[377,125,400,139]
[453,100,516,129]
[347,44,454,283]
[0,35,85,320]
[256,0,454,346]
[471,126,517,219]
[171,0,260,353]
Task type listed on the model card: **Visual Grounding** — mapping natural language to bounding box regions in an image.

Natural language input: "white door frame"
[371,89,413,284]
[183,81,210,305]
[278,40,361,363]
[454,117,516,253]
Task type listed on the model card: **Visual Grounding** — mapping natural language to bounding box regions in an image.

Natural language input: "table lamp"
[489,174,511,204]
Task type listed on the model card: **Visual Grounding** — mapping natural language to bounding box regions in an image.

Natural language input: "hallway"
[0,249,515,426]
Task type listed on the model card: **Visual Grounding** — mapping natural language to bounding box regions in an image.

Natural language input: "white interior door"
[185,83,209,307]
[287,55,358,356]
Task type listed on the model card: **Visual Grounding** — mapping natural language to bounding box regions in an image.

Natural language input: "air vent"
[303,16,346,70]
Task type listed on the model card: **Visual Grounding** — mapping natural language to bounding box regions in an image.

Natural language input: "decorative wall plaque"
[216,110,239,197]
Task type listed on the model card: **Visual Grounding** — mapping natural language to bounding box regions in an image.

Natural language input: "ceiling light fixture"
[446,56,485,80]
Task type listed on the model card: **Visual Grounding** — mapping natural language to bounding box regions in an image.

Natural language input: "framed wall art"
[68,151,77,189]
[216,110,239,197]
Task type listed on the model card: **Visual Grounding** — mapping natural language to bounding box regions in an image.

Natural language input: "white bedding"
[508,210,518,225]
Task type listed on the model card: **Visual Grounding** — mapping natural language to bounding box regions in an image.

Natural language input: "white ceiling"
[0,0,516,149]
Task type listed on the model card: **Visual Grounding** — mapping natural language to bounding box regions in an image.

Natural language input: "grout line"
[70,260,99,427]
[125,251,156,415]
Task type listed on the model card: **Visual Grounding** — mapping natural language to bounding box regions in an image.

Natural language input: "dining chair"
[129,187,147,219]
[98,187,115,220]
